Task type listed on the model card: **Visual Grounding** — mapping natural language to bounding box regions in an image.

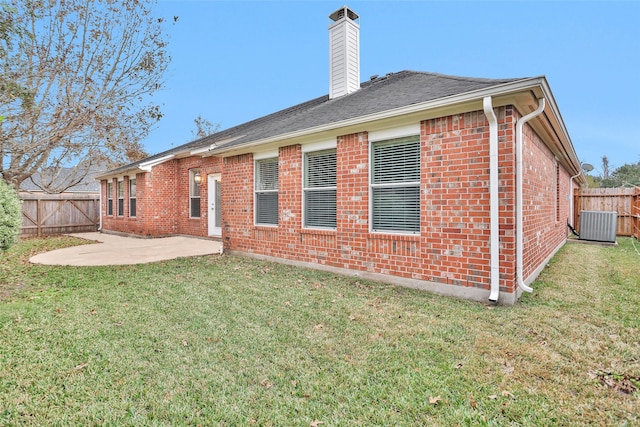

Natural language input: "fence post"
[36,198,42,237]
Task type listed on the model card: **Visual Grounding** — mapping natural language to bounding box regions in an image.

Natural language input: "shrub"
[0,179,22,251]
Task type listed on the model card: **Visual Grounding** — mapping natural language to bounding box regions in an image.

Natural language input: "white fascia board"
[301,139,337,153]
[190,146,212,156]
[211,78,548,157]
[253,149,279,160]
[368,123,421,142]
[190,135,247,157]
[538,78,583,175]
[139,154,175,172]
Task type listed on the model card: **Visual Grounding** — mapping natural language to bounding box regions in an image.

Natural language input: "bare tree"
[601,155,610,180]
[192,115,220,140]
[0,0,171,192]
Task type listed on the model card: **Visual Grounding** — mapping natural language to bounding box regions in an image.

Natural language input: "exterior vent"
[579,210,617,242]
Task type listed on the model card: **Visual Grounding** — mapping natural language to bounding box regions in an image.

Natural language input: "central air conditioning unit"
[579,210,617,243]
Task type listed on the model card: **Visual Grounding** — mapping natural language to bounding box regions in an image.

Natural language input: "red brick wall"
[222,107,530,296]
[520,117,571,281]
[422,107,517,293]
[221,154,254,245]
[101,156,221,237]
[101,105,573,302]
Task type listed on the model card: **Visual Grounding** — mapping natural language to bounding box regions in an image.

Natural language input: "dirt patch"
[590,369,640,395]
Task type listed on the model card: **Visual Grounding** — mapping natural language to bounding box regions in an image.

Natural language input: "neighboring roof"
[21,162,106,193]
[100,70,527,178]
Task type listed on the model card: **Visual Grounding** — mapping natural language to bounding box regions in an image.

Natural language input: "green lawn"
[1,236,638,426]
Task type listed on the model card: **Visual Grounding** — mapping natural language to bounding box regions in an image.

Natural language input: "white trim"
[254,157,279,226]
[368,124,420,143]
[368,135,421,235]
[189,168,201,219]
[208,173,222,237]
[117,179,125,217]
[190,135,247,156]
[302,148,337,230]
[128,177,137,218]
[301,139,336,153]
[139,154,175,172]
[253,149,279,161]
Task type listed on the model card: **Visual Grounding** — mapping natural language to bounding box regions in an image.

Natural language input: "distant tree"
[610,161,640,187]
[592,156,640,188]
[191,115,220,139]
[601,155,610,180]
[0,177,21,251]
[0,0,172,192]
[584,174,600,188]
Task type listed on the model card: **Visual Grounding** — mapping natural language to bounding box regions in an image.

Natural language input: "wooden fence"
[574,187,639,238]
[20,193,100,237]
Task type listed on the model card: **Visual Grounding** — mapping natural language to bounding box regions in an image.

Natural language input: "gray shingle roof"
[21,162,106,193]
[104,70,527,176]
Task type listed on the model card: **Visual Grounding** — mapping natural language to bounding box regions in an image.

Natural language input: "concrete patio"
[29,232,222,266]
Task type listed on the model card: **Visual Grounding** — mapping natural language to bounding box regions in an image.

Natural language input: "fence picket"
[19,193,100,236]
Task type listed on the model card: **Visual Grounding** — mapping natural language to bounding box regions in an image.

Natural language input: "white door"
[208,174,222,237]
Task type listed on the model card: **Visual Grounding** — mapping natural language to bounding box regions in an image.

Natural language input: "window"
[129,178,137,217]
[304,149,336,228]
[107,182,113,216]
[255,158,278,225]
[190,169,201,218]
[117,181,124,216]
[371,136,420,233]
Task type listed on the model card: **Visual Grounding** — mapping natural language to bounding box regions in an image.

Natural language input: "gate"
[20,193,100,236]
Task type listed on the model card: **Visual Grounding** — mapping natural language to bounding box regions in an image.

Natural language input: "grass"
[0,236,638,426]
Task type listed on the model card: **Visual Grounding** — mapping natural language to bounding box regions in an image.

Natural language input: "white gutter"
[190,144,217,156]
[516,98,546,294]
[138,154,175,172]
[213,78,550,156]
[483,96,501,303]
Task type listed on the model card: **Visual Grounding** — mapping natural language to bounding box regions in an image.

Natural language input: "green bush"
[0,179,22,251]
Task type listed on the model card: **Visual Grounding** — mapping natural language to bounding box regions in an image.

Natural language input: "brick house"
[97,6,585,304]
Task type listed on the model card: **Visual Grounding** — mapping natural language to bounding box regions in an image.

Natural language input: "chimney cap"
[329,6,359,23]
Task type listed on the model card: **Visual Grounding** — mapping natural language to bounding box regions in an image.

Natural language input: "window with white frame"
[304,149,336,229]
[255,158,278,225]
[117,180,124,216]
[107,182,113,216]
[129,178,137,217]
[190,169,201,218]
[371,135,421,233]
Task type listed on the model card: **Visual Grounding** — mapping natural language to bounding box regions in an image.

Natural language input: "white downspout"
[483,97,500,303]
[516,98,546,294]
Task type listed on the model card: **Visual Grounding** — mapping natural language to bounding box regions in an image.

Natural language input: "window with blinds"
[129,178,137,217]
[255,158,279,225]
[107,182,113,216]
[371,136,420,233]
[190,169,201,218]
[117,181,124,216]
[304,149,336,229]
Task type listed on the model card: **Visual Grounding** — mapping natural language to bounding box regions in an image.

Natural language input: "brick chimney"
[328,6,360,99]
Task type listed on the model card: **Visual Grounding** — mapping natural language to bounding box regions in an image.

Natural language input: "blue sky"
[149,0,639,176]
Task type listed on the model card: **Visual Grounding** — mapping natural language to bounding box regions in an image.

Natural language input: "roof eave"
[211,77,548,156]
[211,76,584,184]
